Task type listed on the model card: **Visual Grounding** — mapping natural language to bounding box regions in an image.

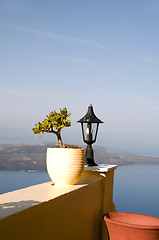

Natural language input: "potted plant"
[32,108,84,185]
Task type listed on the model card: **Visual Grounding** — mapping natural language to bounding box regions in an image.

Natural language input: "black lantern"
[77,104,103,166]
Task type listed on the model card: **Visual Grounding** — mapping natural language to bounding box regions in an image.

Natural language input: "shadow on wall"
[0,200,40,219]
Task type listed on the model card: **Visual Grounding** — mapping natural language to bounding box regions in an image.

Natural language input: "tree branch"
[50,125,57,134]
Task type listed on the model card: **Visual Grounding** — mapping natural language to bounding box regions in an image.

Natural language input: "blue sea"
[0,163,159,218]
[113,163,159,218]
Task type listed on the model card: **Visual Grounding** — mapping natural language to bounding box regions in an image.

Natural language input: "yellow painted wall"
[0,170,116,240]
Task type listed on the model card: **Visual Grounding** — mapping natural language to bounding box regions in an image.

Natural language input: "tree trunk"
[56,132,63,147]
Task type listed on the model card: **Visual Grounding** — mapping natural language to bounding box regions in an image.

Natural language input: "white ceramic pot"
[46,148,84,185]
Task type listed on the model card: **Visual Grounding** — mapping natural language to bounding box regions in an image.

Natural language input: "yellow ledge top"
[0,181,86,220]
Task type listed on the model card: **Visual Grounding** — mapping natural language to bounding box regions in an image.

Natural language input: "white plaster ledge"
[84,164,117,172]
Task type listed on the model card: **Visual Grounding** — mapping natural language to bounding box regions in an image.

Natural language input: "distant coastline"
[0,143,159,171]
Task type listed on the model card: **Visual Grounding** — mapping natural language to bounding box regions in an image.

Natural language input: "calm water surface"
[114,163,159,218]
[0,163,159,218]
[0,170,50,194]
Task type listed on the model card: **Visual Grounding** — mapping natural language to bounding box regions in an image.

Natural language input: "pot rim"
[104,212,159,230]
[47,147,84,150]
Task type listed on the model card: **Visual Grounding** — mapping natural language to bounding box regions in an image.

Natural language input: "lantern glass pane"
[82,123,87,141]
[83,123,97,142]
[91,123,97,141]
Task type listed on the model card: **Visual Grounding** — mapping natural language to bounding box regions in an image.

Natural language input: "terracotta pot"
[46,148,84,185]
[104,212,159,240]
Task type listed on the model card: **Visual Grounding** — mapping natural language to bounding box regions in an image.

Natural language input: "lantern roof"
[78,104,103,123]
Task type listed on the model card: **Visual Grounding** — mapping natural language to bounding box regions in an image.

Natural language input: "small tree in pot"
[32,107,84,185]
[32,108,71,147]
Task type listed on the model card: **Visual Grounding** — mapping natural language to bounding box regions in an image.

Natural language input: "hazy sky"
[0,0,159,156]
